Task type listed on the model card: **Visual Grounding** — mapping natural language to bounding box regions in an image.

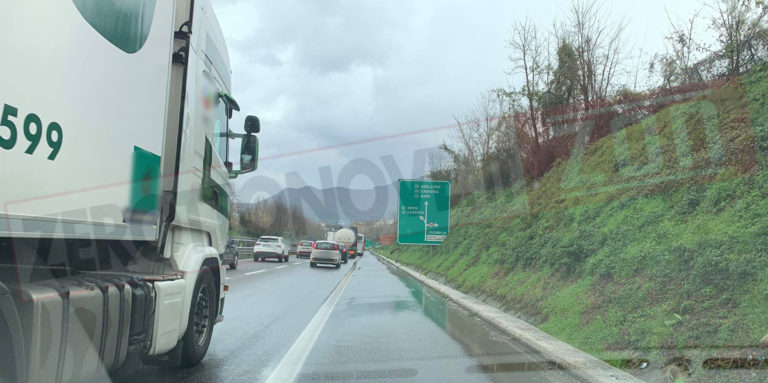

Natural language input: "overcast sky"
[212,0,702,202]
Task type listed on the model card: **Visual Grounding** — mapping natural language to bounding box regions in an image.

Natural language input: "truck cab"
[0,0,258,381]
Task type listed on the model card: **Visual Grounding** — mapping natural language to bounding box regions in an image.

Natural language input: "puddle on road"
[384,262,768,383]
[385,263,583,383]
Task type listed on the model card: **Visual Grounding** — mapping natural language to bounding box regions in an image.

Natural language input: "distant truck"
[334,227,360,258]
[0,1,260,382]
[357,234,366,256]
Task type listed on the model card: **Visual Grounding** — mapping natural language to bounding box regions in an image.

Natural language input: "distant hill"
[265,183,397,224]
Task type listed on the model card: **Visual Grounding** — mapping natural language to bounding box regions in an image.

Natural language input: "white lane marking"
[245,270,266,275]
[292,262,301,265]
[275,265,288,269]
[265,261,356,383]
[225,277,230,280]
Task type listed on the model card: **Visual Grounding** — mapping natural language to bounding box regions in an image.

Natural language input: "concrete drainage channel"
[371,251,643,383]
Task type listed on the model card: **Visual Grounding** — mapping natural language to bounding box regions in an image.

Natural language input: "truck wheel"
[181,268,216,367]
[310,262,316,268]
[230,255,238,270]
[335,264,341,269]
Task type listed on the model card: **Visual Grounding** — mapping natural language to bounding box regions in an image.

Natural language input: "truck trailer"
[0,1,259,382]
[357,234,365,256]
[334,227,359,258]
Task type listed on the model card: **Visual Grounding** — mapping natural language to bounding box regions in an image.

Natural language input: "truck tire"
[180,268,216,367]
[335,263,341,269]
[310,262,316,268]
[229,254,238,270]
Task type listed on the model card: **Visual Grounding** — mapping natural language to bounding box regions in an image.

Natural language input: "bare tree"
[708,0,768,76]
[507,18,546,148]
[661,8,704,87]
[442,90,507,193]
[567,0,627,108]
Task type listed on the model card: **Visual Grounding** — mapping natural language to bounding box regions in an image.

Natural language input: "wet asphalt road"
[130,253,580,383]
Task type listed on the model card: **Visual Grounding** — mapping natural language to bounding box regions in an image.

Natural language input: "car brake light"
[334,243,338,250]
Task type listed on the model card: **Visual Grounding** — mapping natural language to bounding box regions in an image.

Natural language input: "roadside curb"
[371,251,643,383]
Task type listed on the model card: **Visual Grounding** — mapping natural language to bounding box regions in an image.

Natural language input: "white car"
[253,236,290,262]
[310,241,342,269]
[296,240,314,259]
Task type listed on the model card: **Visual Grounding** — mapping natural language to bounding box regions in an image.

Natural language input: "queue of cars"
[222,236,362,270]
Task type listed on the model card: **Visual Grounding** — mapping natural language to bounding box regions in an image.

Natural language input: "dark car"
[222,240,239,270]
[338,243,349,264]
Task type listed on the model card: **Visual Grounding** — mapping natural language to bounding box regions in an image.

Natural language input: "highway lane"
[127,253,579,383]
[127,254,354,383]
[296,255,579,383]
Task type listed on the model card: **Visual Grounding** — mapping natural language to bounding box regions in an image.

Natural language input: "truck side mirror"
[244,115,260,134]
[240,134,258,173]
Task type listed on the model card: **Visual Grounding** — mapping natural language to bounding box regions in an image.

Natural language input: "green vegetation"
[382,64,768,378]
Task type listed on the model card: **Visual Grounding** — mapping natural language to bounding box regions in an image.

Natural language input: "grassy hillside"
[381,65,768,378]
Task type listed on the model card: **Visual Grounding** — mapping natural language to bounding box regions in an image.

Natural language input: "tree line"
[431,0,768,198]
[230,198,325,240]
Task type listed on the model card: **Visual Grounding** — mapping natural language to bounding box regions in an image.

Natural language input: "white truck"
[357,233,365,256]
[0,1,259,382]
[334,227,359,258]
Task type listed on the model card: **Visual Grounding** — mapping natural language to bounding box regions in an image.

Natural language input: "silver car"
[310,241,341,269]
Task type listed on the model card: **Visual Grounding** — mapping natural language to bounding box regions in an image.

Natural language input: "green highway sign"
[397,180,450,245]
[365,239,372,247]
[375,241,380,247]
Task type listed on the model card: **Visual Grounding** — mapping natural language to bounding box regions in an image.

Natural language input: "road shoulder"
[371,251,643,383]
